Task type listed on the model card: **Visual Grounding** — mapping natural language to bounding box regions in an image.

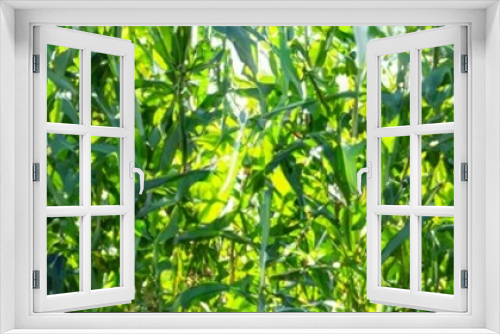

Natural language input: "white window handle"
[357,162,371,195]
[129,161,144,195]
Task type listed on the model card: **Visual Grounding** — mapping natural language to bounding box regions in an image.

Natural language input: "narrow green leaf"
[381,221,410,263]
[278,27,303,96]
[258,183,272,312]
[172,283,229,311]
[213,26,257,75]
[156,207,179,243]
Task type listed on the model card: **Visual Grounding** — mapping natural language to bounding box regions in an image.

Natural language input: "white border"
[0,3,495,334]
[2,1,498,10]
[485,2,500,333]
[0,2,17,333]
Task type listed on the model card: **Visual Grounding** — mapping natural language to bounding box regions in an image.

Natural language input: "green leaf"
[265,141,306,174]
[213,26,257,75]
[278,27,303,96]
[258,183,272,312]
[311,134,351,205]
[156,207,179,243]
[136,198,177,218]
[172,283,229,311]
[144,170,211,191]
[48,70,78,95]
[159,125,180,172]
[342,142,366,192]
[354,26,370,79]
[280,158,305,208]
[381,221,410,263]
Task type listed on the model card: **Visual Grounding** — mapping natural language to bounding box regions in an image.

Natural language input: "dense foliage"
[45,26,455,312]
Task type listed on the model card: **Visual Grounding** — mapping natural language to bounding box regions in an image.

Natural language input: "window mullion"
[82,47,92,294]
[46,123,87,135]
[372,123,455,138]
[409,47,420,294]
[78,48,84,293]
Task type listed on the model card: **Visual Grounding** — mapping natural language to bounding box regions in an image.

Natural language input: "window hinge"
[33,54,40,73]
[33,163,40,182]
[32,270,40,289]
[461,270,468,289]
[461,54,468,73]
[461,162,468,181]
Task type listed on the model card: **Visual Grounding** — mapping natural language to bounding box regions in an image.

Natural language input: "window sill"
[4,329,497,334]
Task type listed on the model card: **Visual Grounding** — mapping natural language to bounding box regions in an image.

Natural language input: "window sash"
[32,25,136,313]
[366,25,467,312]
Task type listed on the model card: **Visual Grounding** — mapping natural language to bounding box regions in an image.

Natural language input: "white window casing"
[0,3,496,333]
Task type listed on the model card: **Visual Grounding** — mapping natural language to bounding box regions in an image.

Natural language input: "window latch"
[130,162,144,195]
[357,162,372,195]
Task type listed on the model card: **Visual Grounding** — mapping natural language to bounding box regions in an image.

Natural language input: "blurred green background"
[45,26,455,312]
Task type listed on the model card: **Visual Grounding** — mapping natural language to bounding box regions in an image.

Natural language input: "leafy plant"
[46,26,454,312]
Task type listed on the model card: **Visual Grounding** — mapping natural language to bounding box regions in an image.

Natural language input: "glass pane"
[381,136,410,205]
[421,134,454,206]
[91,52,120,127]
[91,216,120,290]
[381,215,410,290]
[421,216,454,294]
[47,134,80,206]
[91,136,120,205]
[47,45,80,124]
[421,45,454,124]
[381,52,410,127]
[47,217,80,295]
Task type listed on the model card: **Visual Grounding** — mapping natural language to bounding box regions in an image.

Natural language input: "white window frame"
[1,2,499,333]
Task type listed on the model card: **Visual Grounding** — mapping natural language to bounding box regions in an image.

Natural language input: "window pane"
[47,134,80,206]
[91,216,120,290]
[421,134,454,206]
[381,136,410,205]
[47,217,80,295]
[381,215,410,290]
[421,216,454,294]
[91,52,120,127]
[64,25,448,313]
[47,45,80,124]
[91,136,120,205]
[421,45,454,124]
[381,52,410,127]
